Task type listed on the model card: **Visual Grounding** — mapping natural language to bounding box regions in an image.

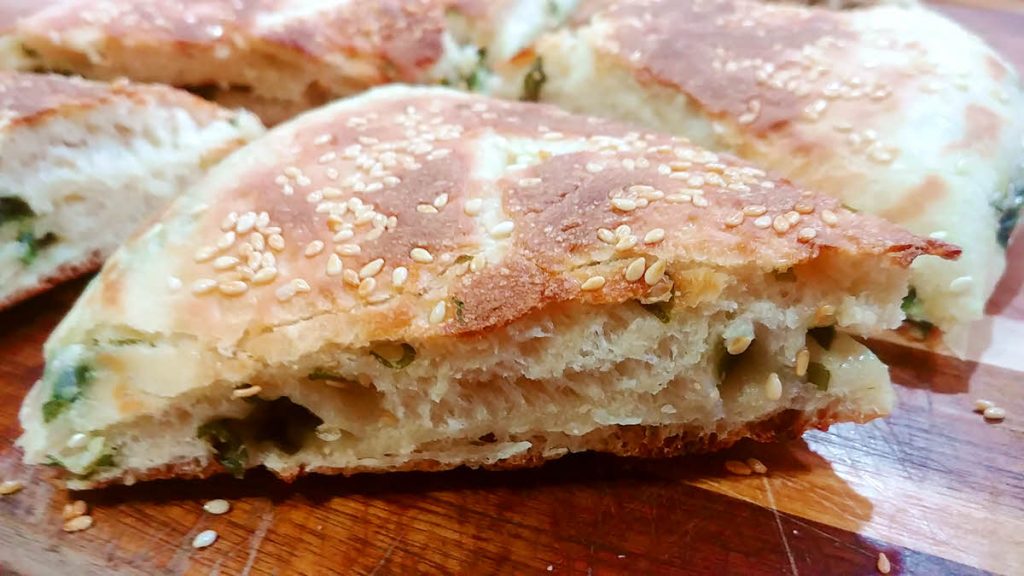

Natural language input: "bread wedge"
[502,0,1024,351]
[3,0,577,124]
[18,86,957,489]
[0,72,264,310]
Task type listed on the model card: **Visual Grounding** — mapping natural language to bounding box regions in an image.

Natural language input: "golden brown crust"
[73,406,850,489]
[65,86,956,348]
[12,0,469,104]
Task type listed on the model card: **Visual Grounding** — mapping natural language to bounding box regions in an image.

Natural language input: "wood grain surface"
[1,3,1023,575]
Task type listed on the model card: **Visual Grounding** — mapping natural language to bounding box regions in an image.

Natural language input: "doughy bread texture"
[503,0,1024,350]
[17,86,957,489]
[0,71,264,310]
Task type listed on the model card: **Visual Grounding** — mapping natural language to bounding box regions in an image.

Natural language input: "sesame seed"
[877,552,891,575]
[597,228,616,244]
[191,279,218,295]
[973,399,994,413]
[252,267,278,285]
[359,258,385,279]
[433,194,449,209]
[194,246,218,263]
[518,178,541,188]
[794,201,815,214]
[772,216,792,234]
[62,500,88,520]
[643,228,666,244]
[232,385,262,398]
[67,433,88,449]
[429,301,447,324]
[213,256,239,271]
[726,336,752,355]
[417,203,438,214]
[796,348,810,377]
[463,198,483,216]
[724,212,744,228]
[490,221,515,238]
[657,164,671,176]
[236,212,257,234]
[692,196,709,208]
[305,241,325,257]
[581,276,606,291]
[983,406,1006,421]
[63,515,94,533]
[321,254,342,277]
[746,458,768,475]
[392,266,409,287]
[821,210,839,226]
[615,235,638,251]
[949,276,973,293]
[665,194,692,203]
[218,281,248,296]
[333,229,355,242]
[336,244,362,256]
[192,529,218,549]
[410,248,434,263]
[625,258,647,282]
[644,259,666,285]
[744,205,767,217]
[220,213,238,231]
[203,499,231,515]
[615,225,631,237]
[358,278,377,297]
[342,269,360,286]
[586,162,604,173]
[724,460,752,476]
[611,198,637,212]
[797,227,817,242]
[753,215,772,229]
[0,480,23,495]
[765,373,783,401]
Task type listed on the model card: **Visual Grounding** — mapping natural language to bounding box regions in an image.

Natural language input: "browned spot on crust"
[599,0,852,134]
[880,175,948,223]
[948,104,1002,155]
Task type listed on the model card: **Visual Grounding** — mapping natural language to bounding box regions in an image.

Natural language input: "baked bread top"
[49,85,956,356]
[521,0,1024,346]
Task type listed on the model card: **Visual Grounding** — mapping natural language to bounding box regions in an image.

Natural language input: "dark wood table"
[1,3,1022,574]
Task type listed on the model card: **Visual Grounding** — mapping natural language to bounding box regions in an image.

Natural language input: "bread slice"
[17,86,957,489]
[500,0,1024,351]
[0,72,264,310]
[3,0,578,124]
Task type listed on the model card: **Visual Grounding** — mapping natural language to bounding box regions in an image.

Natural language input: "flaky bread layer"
[21,255,899,488]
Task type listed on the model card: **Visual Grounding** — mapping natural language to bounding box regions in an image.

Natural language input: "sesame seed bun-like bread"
[17,86,957,489]
[512,0,1024,352]
[3,0,578,125]
[0,72,264,310]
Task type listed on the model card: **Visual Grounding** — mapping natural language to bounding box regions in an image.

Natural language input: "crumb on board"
[203,499,231,515]
[63,515,94,533]
[62,500,88,520]
[192,529,218,549]
[725,460,752,476]
[877,552,892,574]
[0,480,23,495]
[983,406,1006,421]
[746,458,768,475]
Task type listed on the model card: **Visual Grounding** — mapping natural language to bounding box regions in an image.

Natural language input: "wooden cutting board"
[1,4,1022,575]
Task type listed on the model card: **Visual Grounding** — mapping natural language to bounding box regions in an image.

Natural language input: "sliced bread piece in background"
[498,0,1024,352]
[0,72,264,310]
[2,0,578,125]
